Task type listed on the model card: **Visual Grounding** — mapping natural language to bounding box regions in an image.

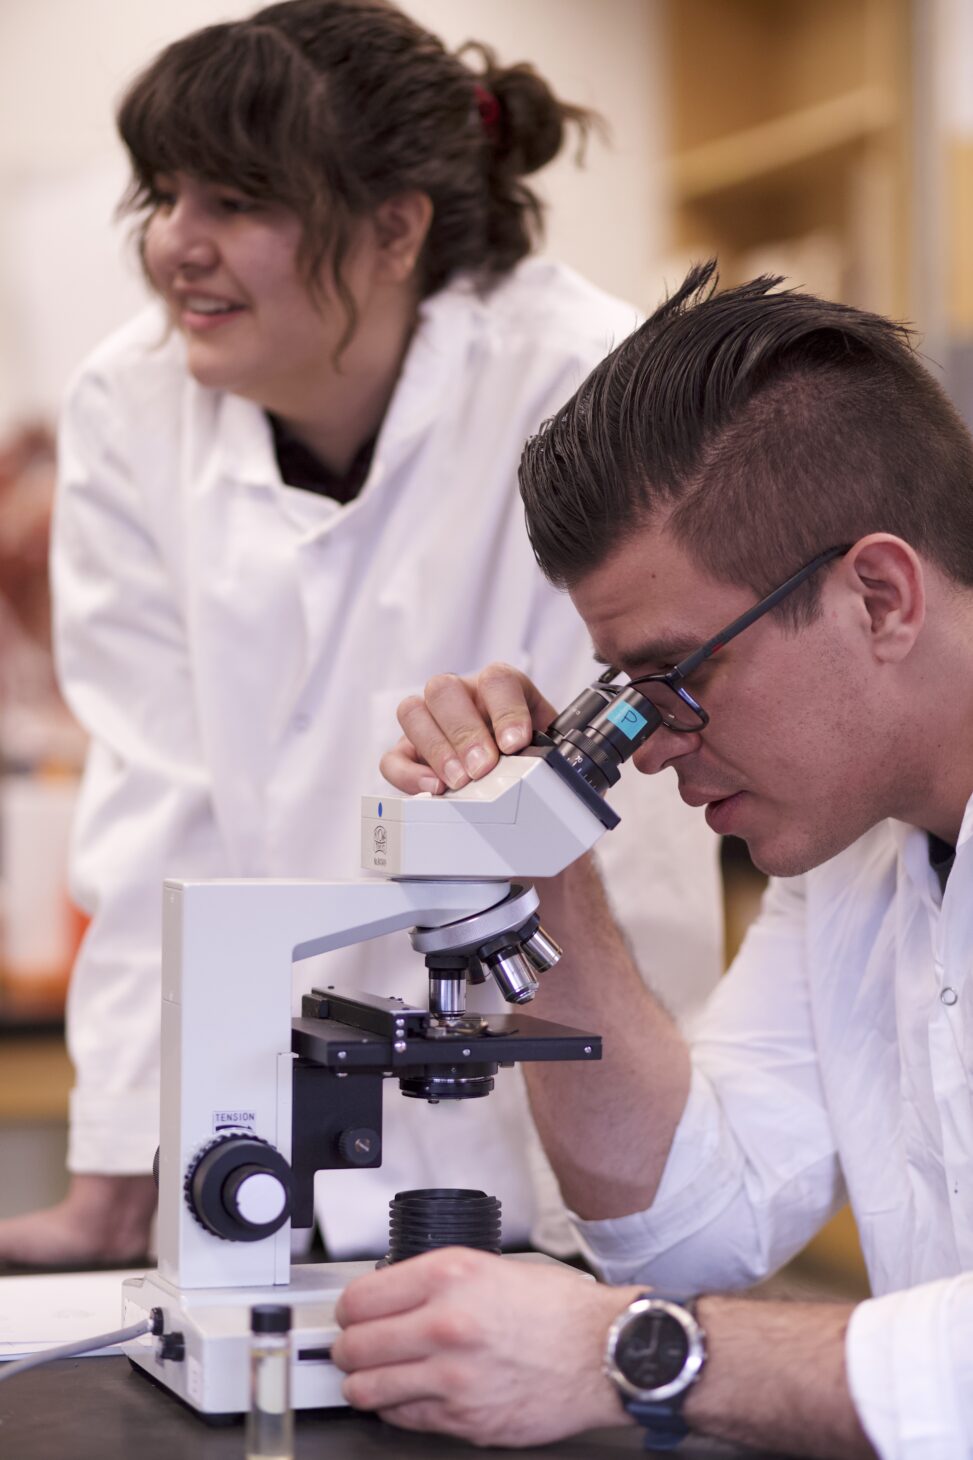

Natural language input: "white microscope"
[121,677,662,1416]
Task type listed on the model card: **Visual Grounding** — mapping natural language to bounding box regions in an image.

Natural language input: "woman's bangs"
[118,26,312,208]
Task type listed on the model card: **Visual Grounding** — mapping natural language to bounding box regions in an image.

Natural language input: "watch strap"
[626,1401,690,1451]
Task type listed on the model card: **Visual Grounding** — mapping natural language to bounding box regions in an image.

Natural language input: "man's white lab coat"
[52,259,722,1258]
[577,808,973,1458]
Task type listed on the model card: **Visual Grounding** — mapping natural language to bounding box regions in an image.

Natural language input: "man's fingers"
[476,661,557,751]
[391,664,554,789]
[379,735,445,796]
[398,675,498,786]
[342,1360,444,1415]
[395,694,475,791]
[331,1315,416,1374]
[332,1302,470,1374]
[336,1248,486,1328]
[377,1399,455,1435]
[424,672,502,781]
[335,1253,432,1328]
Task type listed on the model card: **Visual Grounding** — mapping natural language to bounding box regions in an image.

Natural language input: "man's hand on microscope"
[331,1245,643,1446]
[380,661,556,795]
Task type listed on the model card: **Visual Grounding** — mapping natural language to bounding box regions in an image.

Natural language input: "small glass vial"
[246,1303,294,1460]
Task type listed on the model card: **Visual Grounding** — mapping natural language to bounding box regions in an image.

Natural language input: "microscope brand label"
[212,1109,257,1132]
[362,809,401,873]
[606,701,649,740]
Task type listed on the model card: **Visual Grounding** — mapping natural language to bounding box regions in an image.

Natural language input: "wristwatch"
[603,1292,706,1450]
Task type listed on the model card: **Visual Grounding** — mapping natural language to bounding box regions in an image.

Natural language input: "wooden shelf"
[0,1033,71,1122]
[673,85,898,202]
[662,0,913,320]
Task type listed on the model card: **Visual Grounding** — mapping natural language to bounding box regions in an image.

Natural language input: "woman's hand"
[0,1174,157,1268]
[380,661,557,794]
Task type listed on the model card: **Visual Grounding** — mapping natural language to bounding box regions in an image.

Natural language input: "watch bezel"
[604,1296,706,1403]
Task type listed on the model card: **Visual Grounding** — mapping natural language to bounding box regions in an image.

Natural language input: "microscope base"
[122,1254,567,1416]
[122,1262,362,1414]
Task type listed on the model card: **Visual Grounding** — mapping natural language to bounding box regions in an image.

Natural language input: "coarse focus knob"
[223,1166,289,1226]
[185,1136,292,1243]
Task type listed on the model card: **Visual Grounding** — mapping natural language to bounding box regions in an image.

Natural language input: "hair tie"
[473,82,501,134]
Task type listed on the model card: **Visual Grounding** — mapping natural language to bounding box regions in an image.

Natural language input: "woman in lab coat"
[0,0,721,1265]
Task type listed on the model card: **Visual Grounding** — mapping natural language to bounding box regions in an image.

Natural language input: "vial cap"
[250,1303,292,1334]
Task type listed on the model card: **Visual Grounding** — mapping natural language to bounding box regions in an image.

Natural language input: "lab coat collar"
[890,782,973,915]
[376,273,485,459]
[210,391,281,492]
[956,785,973,850]
[203,272,487,496]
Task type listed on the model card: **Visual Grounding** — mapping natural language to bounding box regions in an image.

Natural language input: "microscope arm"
[157,877,511,1291]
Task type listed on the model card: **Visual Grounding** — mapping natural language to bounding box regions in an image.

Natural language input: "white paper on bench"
[0,1269,145,1359]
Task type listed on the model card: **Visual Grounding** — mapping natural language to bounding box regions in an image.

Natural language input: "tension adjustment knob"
[338,1127,381,1166]
[185,1135,292,1243]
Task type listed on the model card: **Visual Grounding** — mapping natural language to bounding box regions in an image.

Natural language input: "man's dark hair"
[519,261,973,623]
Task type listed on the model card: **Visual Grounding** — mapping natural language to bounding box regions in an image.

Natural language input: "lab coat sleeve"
[846,1274,973,1460]
[573,874,846,1289]
[53,365,227,1172]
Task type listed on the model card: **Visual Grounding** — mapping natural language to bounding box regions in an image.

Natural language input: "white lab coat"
[53,258,722,1257]
[576,808,973,1458]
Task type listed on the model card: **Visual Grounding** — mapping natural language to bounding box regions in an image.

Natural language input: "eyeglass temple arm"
[670,545,851,680]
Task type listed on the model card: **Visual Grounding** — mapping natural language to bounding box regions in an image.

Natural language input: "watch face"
[616,1310,690,1390]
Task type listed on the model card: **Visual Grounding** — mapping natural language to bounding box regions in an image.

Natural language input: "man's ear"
[842,533,925,663]
[371,191,434,284]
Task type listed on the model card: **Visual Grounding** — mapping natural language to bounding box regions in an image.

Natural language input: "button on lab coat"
[53,259,722,1257]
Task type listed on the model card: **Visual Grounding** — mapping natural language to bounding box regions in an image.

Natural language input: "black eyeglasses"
[618,544,851,733]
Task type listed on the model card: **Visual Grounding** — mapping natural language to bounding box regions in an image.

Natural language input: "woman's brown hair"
[117,0,596,333]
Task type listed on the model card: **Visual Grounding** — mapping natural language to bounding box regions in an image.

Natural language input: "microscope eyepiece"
[543,681,662,794]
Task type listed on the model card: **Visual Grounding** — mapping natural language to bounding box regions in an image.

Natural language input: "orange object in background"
[0,770,85,1021]
[1,887,90,1020]
[0,421,86,772]
[0,421,88,1022]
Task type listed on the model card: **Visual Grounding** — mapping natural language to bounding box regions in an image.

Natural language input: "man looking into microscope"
[330,263,973,1458]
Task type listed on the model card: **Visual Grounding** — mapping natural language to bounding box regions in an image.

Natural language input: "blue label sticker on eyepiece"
[605,701,649,740]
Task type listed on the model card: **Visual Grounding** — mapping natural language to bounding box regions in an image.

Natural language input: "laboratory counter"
[0,1356,796,1459]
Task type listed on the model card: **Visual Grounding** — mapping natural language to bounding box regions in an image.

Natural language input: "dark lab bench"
[0,1357,791,1459]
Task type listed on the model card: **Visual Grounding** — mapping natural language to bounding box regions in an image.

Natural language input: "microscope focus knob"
[224,1166,289,1227]
[185,1136,292,1243]
[338,1127,381,1166]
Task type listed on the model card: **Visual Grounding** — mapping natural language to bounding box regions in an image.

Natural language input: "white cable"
[0,1318,153,1382]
